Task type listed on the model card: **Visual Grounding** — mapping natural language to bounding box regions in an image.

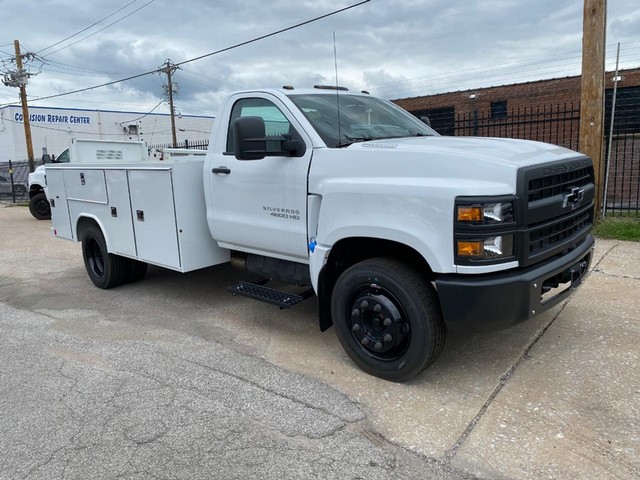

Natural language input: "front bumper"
[436,234,594,332]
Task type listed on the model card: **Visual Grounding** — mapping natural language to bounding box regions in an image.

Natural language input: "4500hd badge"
[263,206,301,220]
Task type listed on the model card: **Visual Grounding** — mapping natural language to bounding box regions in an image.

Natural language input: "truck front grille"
[518,157,595,266]
[527,208,592,256]
[528,166,592,202]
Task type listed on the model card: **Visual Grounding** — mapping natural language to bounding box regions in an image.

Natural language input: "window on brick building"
[605,86,640,134]
[490,101,508,119]
[410,106,455,135]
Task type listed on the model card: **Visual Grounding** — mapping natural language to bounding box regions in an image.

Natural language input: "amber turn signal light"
[457,240,484,257]
[457,206,483,222]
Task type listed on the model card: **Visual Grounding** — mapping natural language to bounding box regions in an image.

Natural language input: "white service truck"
[28,139,149,220]
[28,139,206,220]
[45,87,595,381]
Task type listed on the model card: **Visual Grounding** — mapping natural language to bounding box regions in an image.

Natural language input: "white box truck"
[45,87,594,381]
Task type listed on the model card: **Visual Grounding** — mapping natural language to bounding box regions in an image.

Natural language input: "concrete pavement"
[0,204,638,479]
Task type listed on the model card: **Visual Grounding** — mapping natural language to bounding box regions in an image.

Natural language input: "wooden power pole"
[579,0,607,220]
[162,59,179,148]
[14,40,36,173]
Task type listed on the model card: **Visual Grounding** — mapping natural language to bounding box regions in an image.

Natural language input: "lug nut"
[383,318,392,326]
[352,323,361,332]
[360,300,369,309]
[361,337,370,346]
[374,342,383,350]
[352,309,360,317]
[373,304,382,313]
[383,333,393,343]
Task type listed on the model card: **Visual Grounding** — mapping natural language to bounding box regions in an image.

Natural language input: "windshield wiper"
[335,136,375,148]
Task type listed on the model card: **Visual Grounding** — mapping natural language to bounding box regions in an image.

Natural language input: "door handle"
[212,166,231,175]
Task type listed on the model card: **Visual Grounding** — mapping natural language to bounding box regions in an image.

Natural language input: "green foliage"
[594,215,640,241]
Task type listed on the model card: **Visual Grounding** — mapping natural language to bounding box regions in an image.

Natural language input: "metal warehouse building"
[0,105,215,163]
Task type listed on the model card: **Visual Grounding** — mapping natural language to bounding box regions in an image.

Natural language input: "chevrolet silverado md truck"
[45,87,595,381]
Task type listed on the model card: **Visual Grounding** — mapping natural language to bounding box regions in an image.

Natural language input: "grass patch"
[594,215,640,241]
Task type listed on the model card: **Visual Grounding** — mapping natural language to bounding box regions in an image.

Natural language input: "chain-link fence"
[0,160,32,204]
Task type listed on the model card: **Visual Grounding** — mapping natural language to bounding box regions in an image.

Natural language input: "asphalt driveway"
[0,204,638,479]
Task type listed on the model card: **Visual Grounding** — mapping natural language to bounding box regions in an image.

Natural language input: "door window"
[226,98,296,153]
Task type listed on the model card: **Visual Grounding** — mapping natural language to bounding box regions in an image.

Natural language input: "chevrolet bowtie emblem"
[563,187,585,210]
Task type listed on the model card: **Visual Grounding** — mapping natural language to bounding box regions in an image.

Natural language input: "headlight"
[457,235,514,259]
[457,202,514,225]
[455,196,517,265]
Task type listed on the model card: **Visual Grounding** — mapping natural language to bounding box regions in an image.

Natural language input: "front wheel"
[331,258,445,382]
[29,192,51,220]
[81,225,129,289]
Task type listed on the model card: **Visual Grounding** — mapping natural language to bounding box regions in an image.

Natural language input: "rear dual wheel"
[331,258,445,382]
[82,225,147,288]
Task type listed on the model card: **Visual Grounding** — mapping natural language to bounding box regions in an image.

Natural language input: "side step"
[227,280,314,309]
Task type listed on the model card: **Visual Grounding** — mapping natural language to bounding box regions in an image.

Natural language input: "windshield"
[287,93,437,148]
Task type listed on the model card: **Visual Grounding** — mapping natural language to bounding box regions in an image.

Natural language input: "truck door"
[209,95,312,261]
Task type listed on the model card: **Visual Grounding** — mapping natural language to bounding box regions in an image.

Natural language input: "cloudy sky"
[1,0,639,116]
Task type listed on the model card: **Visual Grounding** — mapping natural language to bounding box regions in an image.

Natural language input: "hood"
[352,136,584,169]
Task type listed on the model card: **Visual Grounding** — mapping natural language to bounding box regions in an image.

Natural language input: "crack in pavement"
[439,239,631,466]
[441,301,572,465]
[158,350,363,425]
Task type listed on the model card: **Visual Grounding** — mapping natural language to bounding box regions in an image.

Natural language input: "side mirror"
[42,153,51,164]
[420,116,432,127]
[233,116,306,160]
[234,116,266,160]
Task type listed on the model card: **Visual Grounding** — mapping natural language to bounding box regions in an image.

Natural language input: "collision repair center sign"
[14,112,91,124]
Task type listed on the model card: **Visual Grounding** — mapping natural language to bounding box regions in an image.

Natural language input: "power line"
[43,0,155,57]
[37,0,140,55]
[0,1,371,108]
[368,43,640,91]
[39,58,137,76]
[0,69,160,107]
[179,67,244,92]
[174,0,370,68]
[117,98,165,123]
[373,53,640,99]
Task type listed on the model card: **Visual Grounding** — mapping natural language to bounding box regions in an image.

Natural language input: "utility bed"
[46,159,230,272]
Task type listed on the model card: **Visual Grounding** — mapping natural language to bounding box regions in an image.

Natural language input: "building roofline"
[392,66,640,102]
[0,104,214,119]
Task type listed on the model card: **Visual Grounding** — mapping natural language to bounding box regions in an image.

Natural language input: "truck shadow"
[130,264,556,384]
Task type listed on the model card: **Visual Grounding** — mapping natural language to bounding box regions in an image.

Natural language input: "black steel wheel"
[331,257,445,382]
[81,225,128,289]
[28,192,51,220]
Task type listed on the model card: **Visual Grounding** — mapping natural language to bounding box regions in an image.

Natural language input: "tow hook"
[569,260,588,288]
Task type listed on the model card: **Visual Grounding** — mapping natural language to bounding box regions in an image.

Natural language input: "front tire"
[29,192,51,220]
[81,225,128,289]
[331,258,445,382]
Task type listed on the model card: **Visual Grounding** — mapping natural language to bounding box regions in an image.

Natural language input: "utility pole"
[579,0,607,221]
[9,40,36,172]
[161,59,179,148]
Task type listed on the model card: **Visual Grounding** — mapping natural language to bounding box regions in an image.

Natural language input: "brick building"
[393,67,640,138]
